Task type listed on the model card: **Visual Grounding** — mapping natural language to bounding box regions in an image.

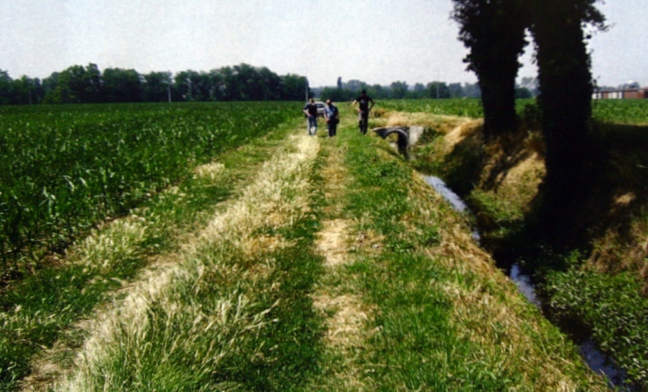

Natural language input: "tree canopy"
[0,64,311,105]
[452,0,529,138]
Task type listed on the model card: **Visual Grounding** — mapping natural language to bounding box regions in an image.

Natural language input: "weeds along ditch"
[394,98,648,390]
[344,130,606,390]
[422,174,631,389]
[0,102,297,275]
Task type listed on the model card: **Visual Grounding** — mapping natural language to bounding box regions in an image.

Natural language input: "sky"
[1,0,646,88]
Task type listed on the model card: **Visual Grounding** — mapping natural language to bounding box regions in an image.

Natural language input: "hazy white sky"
[1,0,646,87]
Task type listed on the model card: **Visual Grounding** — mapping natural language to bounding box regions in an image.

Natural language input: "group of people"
[302,90,375,137]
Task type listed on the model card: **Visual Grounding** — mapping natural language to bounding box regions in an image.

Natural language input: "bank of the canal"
[321,123,608,390]
[396,110,648,390]
[424,174,629,390]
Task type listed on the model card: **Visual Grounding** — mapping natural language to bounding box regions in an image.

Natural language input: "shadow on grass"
[518,123,648,272]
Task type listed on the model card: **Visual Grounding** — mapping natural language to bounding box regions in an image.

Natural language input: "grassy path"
[309,118,606,390]
[12,110,609,390]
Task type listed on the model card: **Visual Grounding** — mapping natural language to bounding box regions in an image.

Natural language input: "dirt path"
[48,132,319,390]
[309,141,375,390]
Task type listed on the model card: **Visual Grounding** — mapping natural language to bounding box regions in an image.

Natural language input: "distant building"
[593,87,648,100]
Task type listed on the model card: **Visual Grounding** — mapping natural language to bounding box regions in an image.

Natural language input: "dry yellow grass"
[591,215,648,276]
[369,110,481,138]
[50,133,320,391]
[193,161,225,180]
[312,293,372,352]
[316,219,350,267]
[443,118,484,147]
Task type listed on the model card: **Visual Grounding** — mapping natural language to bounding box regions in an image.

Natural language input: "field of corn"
[0,102,296,273]
[379,97,648,125]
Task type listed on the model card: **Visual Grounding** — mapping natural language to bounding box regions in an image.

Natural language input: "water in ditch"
[423,174,630,390]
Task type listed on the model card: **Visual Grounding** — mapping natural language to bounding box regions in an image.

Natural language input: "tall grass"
[54,134,323,391]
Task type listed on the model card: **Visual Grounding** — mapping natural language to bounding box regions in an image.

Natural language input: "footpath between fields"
[11,110,608,391]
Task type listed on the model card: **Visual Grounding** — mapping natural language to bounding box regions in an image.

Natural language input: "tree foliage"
[452,0,529,138]
[1,64,484,105]
[318,79,463,102]
[0,64,311,105]
[45,63,103,104]
[103,68,142,103]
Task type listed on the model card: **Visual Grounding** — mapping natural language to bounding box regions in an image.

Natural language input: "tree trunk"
[531,0,596,244]
[479,63,520,139]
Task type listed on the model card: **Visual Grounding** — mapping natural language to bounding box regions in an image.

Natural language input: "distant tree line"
[1,62,536,106]
[318,79,471,101]
[0,63,310,105]
[315,77,532,102]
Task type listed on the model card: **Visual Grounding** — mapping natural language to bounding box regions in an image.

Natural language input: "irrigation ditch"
[375,125,632,390]
[423,173,629,390]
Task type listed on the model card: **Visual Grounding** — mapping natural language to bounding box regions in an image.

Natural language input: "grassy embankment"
[385,98,648,389]
[4,103,609,390]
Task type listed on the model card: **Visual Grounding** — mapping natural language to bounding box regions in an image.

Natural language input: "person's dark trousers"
[328,122,337,137]
[359,111,369,134]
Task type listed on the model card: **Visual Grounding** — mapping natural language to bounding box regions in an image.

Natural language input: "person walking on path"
[324,99,340,137]
[303,98,318,136]
[352,89,375,134]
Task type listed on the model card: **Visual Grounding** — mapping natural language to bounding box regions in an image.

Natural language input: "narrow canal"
[423,174,630,390]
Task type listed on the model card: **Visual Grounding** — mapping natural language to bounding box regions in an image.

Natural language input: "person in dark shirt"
[303,98,318,136]
[352,89,375,134]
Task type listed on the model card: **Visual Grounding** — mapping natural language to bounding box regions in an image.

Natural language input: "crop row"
[378,98,485,118]
[591,99,648,125]
[379,98,648,125]
[0,102,298,272]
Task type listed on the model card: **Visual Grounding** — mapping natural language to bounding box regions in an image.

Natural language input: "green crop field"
[592,99,648,124]
[379,97,648,125]
[378,98,485,118]
[0,102,297,272]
